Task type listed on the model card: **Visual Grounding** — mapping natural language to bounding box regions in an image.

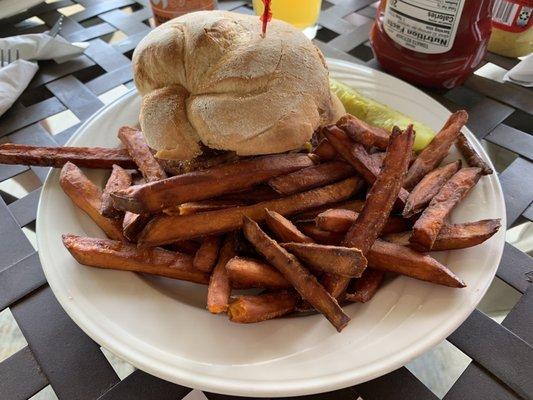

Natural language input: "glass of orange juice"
[252,0,322,39]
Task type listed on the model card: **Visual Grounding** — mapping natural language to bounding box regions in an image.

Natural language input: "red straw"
[260,0,272,36]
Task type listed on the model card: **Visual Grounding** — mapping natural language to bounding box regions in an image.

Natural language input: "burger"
[132,10,345,164]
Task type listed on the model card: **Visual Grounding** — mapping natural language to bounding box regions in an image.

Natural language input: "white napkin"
[504,53,533,88]
[0,59,38,116]
[0,33,88,64]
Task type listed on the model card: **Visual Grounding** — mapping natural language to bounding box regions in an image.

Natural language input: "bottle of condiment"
[370,0,493,89]
[488,0,533,58]
[149,0,217,26]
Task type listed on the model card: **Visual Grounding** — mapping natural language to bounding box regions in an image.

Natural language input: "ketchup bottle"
[149,0,217,26]
[370,0,494,89]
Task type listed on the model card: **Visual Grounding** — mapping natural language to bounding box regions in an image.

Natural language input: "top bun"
[133,10,345,160]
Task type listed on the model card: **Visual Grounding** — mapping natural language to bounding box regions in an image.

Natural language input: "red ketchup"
[370,0,494,89]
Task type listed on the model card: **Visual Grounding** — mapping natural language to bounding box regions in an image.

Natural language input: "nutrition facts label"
[383,0,466,54]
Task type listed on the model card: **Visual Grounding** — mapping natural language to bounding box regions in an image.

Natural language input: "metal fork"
[48,15,64,38]
[0,49,20,68]
[0,14,63,68]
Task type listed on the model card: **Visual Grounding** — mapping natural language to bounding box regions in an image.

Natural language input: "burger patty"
[157,148,239,175]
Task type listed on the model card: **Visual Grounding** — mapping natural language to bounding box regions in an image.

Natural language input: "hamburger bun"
[133,10,345,160]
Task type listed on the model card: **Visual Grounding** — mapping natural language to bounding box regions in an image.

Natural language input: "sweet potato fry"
[323,125,381,183]
[402,161,461,218]
[207,235,236,314]
[60,162,125,241]
[434,219,500,250]
[122,213,150,241]
[384,219,500,250]
[323,125,409,205]
[294,228,466,287]
[0,143,137,169]
[166,240,201,255]
[100,165,132,218]
[312,138,337,160]
[404,110,468,190]
[265,210,314,243]
[370,152,386,167]
[112,154,315,214]
[118,126,167,181]
[345,269,385,303]
[121,175,149,241]
[296,222,345,245]
[268,161,356,195]
[292,199,365,221]
[315,209,412,235]
[167,199,246,215]
[324,125,414,298]
[228,291,297,323]
[243,217,350,331]
[281,243,367,278]
[226,257,291,289]
[367,240,465,287]
[216,186,281,203]
[138,178,361,246]
[337,114,390,150]
[456,133,493,175]
[62,234,209,284]
[343,125,414,252]
[411,167,482,250]
[193,236,221,272]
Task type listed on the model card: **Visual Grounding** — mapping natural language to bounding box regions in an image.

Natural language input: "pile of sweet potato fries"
[0,111,500,332]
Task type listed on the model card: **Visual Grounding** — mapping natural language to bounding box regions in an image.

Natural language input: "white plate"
[37,59,506,397]
[0,0,44,20]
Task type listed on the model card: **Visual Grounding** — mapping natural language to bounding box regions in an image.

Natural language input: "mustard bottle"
[488,0,533,58]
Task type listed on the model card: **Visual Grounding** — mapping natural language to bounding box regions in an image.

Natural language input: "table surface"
[0,1,532,399]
